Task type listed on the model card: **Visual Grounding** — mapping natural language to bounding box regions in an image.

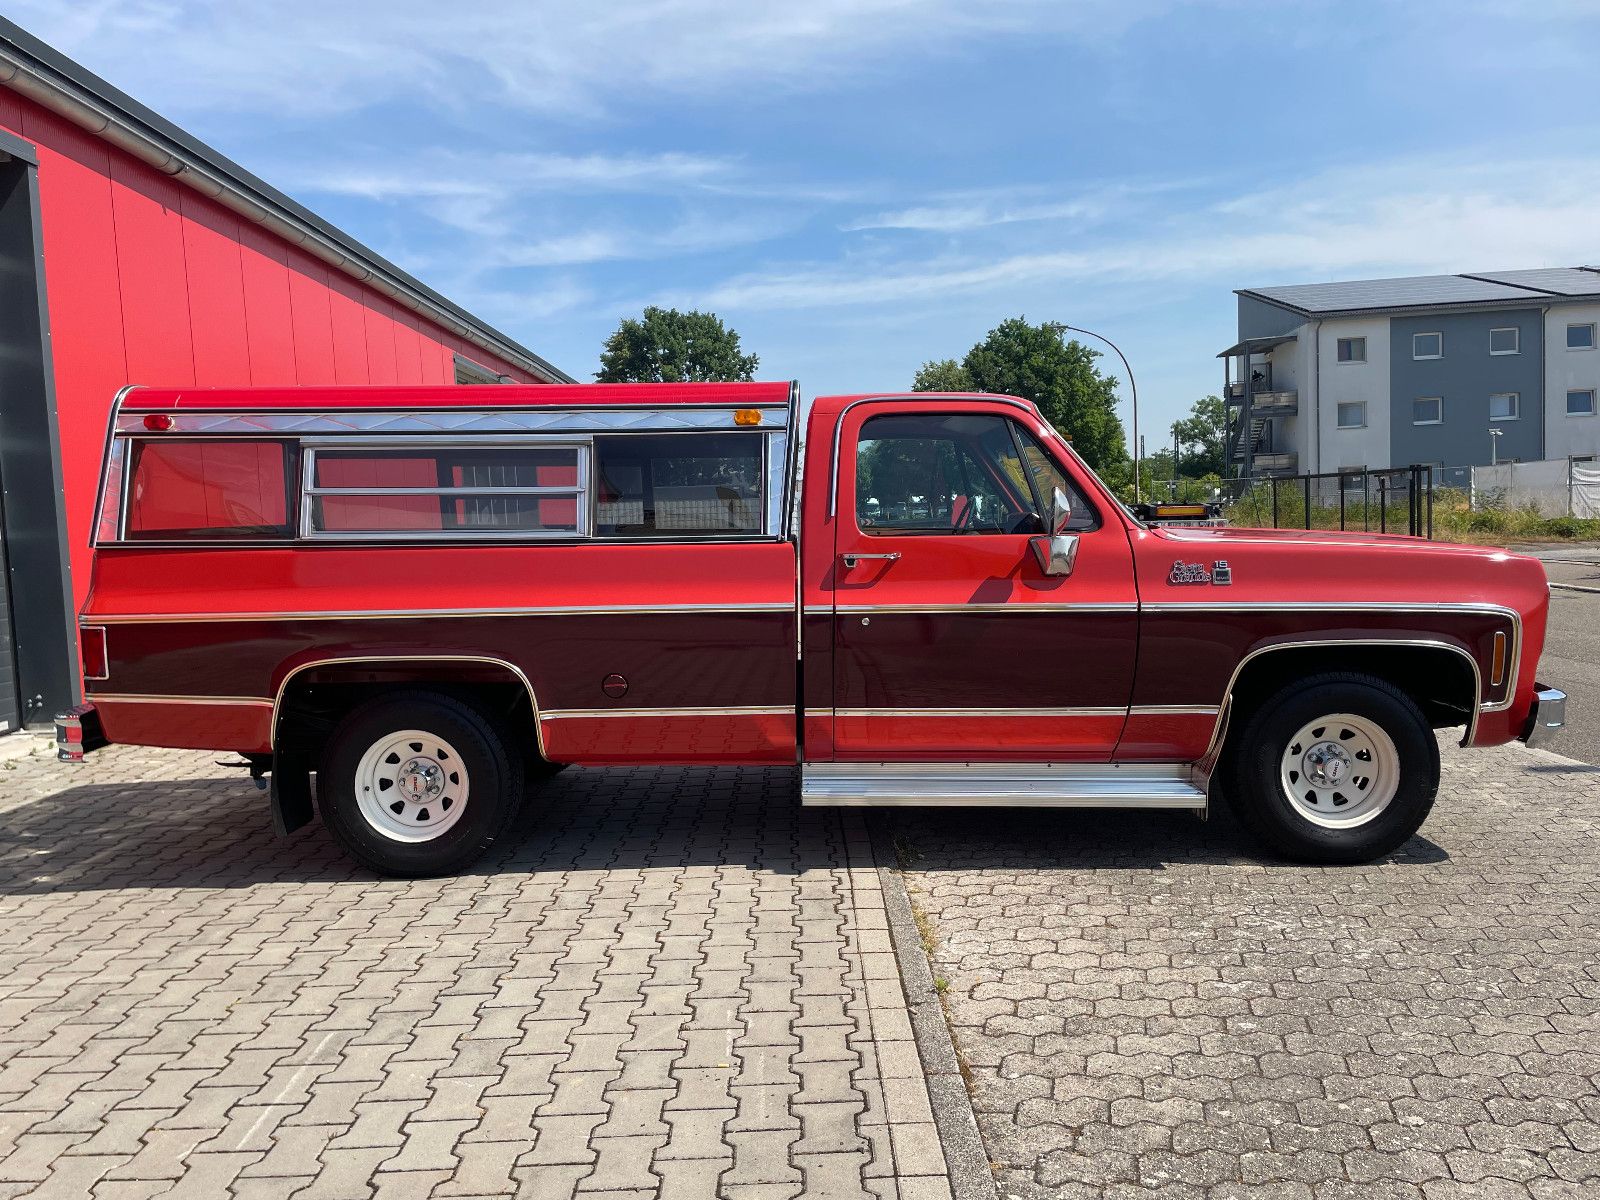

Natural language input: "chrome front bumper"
[1522,685,1567,749]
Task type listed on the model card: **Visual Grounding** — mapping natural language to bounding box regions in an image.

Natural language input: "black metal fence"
[1152,466,1436,538]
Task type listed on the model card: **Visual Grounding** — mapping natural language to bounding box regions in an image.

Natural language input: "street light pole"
[1061,324,1140,502]
[1489,426,1503,467]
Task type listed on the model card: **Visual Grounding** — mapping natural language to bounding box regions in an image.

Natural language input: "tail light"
[80,626,109,681]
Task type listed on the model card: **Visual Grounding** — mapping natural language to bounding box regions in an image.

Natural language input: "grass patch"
[1216,480,1600,545]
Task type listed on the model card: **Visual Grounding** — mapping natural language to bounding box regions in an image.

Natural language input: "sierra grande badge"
[1169,560,1233,585]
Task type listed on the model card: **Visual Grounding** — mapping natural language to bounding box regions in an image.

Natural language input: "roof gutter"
[0,19,574,384]
[1235,288,1588,323]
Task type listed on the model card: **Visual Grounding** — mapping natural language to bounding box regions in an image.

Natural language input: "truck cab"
[60,382,1564,876]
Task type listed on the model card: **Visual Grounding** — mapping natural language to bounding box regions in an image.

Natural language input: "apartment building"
[1218,267,1600,477]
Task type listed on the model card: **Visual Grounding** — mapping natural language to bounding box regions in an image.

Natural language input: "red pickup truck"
[59,381,1563,876]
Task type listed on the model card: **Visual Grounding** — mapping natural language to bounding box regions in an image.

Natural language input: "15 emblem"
[1169,560,1233,585]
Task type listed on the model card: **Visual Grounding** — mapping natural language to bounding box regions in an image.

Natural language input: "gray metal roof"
[0,17,574,384]
[1463,267,1600,296]
[1215,334,1297,358]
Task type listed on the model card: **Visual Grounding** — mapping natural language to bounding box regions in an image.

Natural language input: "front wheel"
[1224,673,1440,864]
[320,690,523,877]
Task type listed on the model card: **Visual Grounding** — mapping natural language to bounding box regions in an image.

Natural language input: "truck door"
[829,399,1138,761]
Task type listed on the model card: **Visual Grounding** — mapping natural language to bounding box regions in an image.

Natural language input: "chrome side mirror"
[1030,531,1079,577]
[1029,486,1078,576]
[1047,486,1072,535]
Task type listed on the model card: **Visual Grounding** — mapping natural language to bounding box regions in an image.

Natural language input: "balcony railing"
[1251,451,1299,475]
[1225,384,1298,415]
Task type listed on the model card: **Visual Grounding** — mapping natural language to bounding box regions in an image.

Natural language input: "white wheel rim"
[1277,711,1399,830]
[354,729,470,843]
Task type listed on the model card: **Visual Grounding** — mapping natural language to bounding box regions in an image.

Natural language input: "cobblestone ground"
[0,743,950,1199]
[892,740,1600,1200]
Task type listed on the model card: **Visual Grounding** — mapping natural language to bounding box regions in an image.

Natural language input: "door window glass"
[1011,425,1099,531]
[856,413,1073,536]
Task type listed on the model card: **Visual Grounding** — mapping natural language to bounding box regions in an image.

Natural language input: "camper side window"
[593,434,765,537]
[125,440,294,540]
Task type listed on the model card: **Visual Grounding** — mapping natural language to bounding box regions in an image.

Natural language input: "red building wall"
[0,88,538,611]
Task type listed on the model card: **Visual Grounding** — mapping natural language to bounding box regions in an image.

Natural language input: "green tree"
[914,318,1128,470]
[596,306,758,383]
[1171,394,1228,478]
[911,358,973,392]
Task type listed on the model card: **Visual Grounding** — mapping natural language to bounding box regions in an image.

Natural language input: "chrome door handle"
[840,552,901,569]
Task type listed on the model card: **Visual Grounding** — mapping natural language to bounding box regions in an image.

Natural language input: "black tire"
[1224,672,1440,864]
[319,690,523,877]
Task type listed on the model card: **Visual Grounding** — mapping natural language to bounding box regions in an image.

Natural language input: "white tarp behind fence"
[1470,459,1588,517]
[1572,461,1600,518]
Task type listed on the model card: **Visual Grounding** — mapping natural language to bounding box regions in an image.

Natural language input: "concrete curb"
[0,732,51,763]
[867,814,996,1200]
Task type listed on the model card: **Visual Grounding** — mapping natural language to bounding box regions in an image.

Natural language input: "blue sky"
[17,1,1600,446]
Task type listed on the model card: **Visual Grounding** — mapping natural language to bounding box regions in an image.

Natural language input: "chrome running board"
[801,762,1207,809]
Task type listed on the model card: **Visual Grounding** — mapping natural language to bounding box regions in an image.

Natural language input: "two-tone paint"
[795,392,1545,765]
[76,383,1552,780]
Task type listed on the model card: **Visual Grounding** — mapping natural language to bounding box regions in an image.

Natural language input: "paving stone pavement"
[890,739,1600,1200]
[0,742,954,1199]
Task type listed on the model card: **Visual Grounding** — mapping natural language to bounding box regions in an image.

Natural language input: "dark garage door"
[0,504,19,734]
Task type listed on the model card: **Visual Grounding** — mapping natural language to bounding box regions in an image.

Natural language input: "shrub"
[1467,509,1508,534]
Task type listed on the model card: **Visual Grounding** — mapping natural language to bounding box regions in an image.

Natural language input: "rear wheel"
[320,690,523,877]
[1224,673,1439,863]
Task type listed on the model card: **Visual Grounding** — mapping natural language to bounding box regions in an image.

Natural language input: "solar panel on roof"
[1466,268,1600,296]
[1246,274,1541,313]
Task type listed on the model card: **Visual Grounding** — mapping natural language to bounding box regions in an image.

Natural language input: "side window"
[125,440,293,539]
[594,434,764,537]
[856,413,1087,536]
[1011,425,1099,532]
[306,445,584,536]
[595,435,768,537]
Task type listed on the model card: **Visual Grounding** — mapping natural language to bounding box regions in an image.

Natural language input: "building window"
[1412,332,1443,360]
[1489,392,1520,421]
[1568,389,1596,417]
[304,443,587,537]
[1412,397,1442,425]
[454,355,504,385]
[1336,337,1366,363]
[1336,401,1366,429]
[1569,323,1597,351]
[1489,327,1520,355]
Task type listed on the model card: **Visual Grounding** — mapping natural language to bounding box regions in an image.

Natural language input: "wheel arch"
[271,654,547,761]
[1211,637,1482,764]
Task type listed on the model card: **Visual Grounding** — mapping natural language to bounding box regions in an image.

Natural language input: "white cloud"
[10,0,1190,118]
[501,213,791,268]
[844,198,1106,234]
[655,155,1600,312]
[842,181,1203,234]
[298,151,735,202]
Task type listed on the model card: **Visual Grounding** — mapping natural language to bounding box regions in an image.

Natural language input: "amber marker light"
[1490,631,1507,687]
[143,413,174,431]
[733,409,763,426]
